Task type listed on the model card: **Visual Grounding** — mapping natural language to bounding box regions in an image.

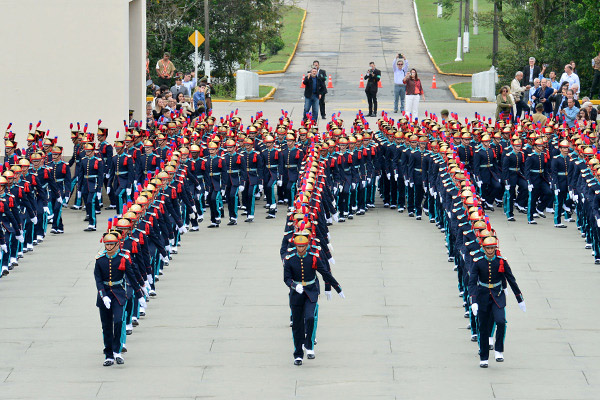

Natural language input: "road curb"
[448,83,490,103]
[212,86,276,103]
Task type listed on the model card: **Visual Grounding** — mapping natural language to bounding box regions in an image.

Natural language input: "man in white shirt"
[182,72,197,95]
[560,64,580,99]
[510,71,530,122]
[392,54,409,113]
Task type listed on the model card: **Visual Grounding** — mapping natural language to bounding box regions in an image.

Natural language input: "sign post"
[188,30,205,85]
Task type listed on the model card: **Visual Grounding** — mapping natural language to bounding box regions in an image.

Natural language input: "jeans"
[303,95,319,121]
[394,84,406,112]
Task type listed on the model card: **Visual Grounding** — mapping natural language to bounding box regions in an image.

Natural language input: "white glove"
[238,185,244,192]
[139,297,147,308]
[189,212,196,220]
[574,195,578,203]
[471,303,478,316]
[106,187,111,194]
[105,173,110,179]
[31,216,38,224]
[518,301,526,312]
[96,192,101,200]
[258,184,264,191]
[141,286,148,297]
[295,284,304,294]
[361,180,366,187]
[338,291,346,299]
[133,180,138,188]
[386,173,391,180]
[394,173,399,180]
[57,197,63,204]
[221,189,226,197]
[582,196,586,204]
[328,257,336,265]
[554,189,559,196]
[178,225,187,234]
[147,274,154,285]
[596,218,600,228]
[338,184,343,192]
[429,187,434,196]
[277,180,283,187]
[528,184,533,192]
[325,291,332,301]
[367,177,372,184]
[569,190,574,199]
[351,183,356,190]
[196,185,202,191]
[16,233,24,243]
[191,205,198,213]
[0,244,7,253]
[102,296,111,309]
[409,182,414,188]
[477,181,482,188]
[505,184,510,191]
[204,191,209,198]
[126,188,132,196]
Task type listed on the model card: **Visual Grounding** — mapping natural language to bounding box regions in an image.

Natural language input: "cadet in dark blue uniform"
[241,137,263,222]
[283,230,344,365]
[261,135,280,219]
[222,139,246,225]
[78,143,104,231]
[202,141,225,228]
[279,134,304,210]
[49,146,71,234]
[94,231,146,366]
[468,236,526,368]
[474,134,502,210]
[551,140,572,228]
[502,138,528,221]
[525,138,552,224]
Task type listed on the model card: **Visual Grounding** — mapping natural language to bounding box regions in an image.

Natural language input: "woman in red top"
[403,69,426,121]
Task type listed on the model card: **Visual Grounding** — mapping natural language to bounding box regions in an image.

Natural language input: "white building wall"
[0,0,145,155]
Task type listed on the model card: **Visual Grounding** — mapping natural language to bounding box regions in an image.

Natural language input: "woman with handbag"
[403,69,425,121]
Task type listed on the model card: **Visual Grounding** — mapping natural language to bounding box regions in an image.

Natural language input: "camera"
[543,63,548,68]
[398,53,404,59]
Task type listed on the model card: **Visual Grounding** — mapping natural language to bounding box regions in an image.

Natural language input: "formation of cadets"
[7,105,600,368]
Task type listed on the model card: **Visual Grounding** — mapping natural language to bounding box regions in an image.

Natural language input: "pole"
[492,1,499,66]
[473,0,478,35]
[463,0,470,53]
[204,0,211,82]
[455,0,463,62]
[194,32,199,88]
[437,2,443,18]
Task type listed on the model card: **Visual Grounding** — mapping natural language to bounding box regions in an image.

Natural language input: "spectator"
[171,76,189,98]
[550,82,570,115]
[510,71,530,122]
[495,86,513,120]
[576,109,589,128]
[153,97,166,120]
[440,109,449,120]
[199,76,213,111]
[392,53,409,113]
[531,103,547,125]
[193,85,207,115]
[312,61,328,120]
[529,78,541,112]
[364,62,381,117]
[548,71,561,91]
[560,64,580,99]
[582,101,597,122]
[403,68,425,120]
[156,52,176,87]
[590,52,600,99]
[539,78,555,116]
[522,57,545,87]
[180,96,194,118]
[182,72,197,96]
[570,60,577,75]
[146,102,155,128]
[561,98,579,128]
[302,67,326,121]
[166,98,178,113]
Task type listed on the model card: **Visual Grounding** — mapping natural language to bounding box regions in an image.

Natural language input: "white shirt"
[560,72,580,95]
[393,58,409,85]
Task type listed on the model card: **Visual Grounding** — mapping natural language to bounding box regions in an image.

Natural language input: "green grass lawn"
[415,0,505,74]
[213,85,275,101]
[451,82,472,98]
[253,5,305,72]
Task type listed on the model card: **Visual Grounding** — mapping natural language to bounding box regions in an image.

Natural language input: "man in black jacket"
[303,67,326,122]
[365,62,381,117]
[313,61,328,120]
[522,57,544,87]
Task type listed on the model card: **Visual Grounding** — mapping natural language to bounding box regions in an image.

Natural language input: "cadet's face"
[104,241,119,255]
[484,246,496,257]
[513,144,522,152]
[560,147,569,156]
[296,244,308,255]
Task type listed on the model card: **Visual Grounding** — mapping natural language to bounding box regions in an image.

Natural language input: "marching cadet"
[187,144,205,229]
[202,141,225,228]
[551,140,572,228]
[468,236,526,368]
[94,230,146,366]
[336,137,353,222]
[502,138,528,221]
[241,137,263,222]
[137,140,161,184]
[78,142,104,231]
[222,139,246,225]
[29,152,52,242]
[97,126,115,209]
[525,138,552,224]
[407,136,428,220]
[49,146,71,234]
[108,140,134,216]
[473,134,502,211]
[69,127,84,209]
[279,133,304,210]
[0,175,23,275]
[283,230,344,366]
[260,135,280,219]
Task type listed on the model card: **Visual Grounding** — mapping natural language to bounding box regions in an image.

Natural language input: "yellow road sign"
[188,30,205,47]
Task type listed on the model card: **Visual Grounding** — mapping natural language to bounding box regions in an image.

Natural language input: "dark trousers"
[366,92,378,115]
[99,300,126,358]
[243,184,257,217]
[590,70,600,99]
[51,197,64,231]
[481,179,502,205]
[208,190,221,223]
[406,184,415,213]
[83,190,97,227]
[477,299,506,361]
[389,175,398,206]
[290,292,318,358]
[226,184,239,219]
[554,187,571,224]
[319,94,326,118]
[527,182,552,222]
[514,98,528,122]
[381,174,390,204]
[414,183,425,216]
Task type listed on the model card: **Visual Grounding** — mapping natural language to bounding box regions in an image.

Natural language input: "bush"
[266,36,285,56]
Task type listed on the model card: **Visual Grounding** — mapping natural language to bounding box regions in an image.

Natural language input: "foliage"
[266,36,285,56]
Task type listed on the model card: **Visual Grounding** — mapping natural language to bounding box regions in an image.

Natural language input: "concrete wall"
[0,0,145,155]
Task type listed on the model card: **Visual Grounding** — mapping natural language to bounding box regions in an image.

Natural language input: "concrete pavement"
[0,177,599,398]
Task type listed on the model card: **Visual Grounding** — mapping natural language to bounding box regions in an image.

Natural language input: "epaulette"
[285,253,293,260]
[473,255,484,262]
[95,250,105,259]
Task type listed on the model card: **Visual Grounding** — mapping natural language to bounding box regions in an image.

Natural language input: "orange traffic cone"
[300,74,305,88]
[431,74,437,89]
[327,75,333,89]
[359,74,364,88]
[378,79,382,88]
